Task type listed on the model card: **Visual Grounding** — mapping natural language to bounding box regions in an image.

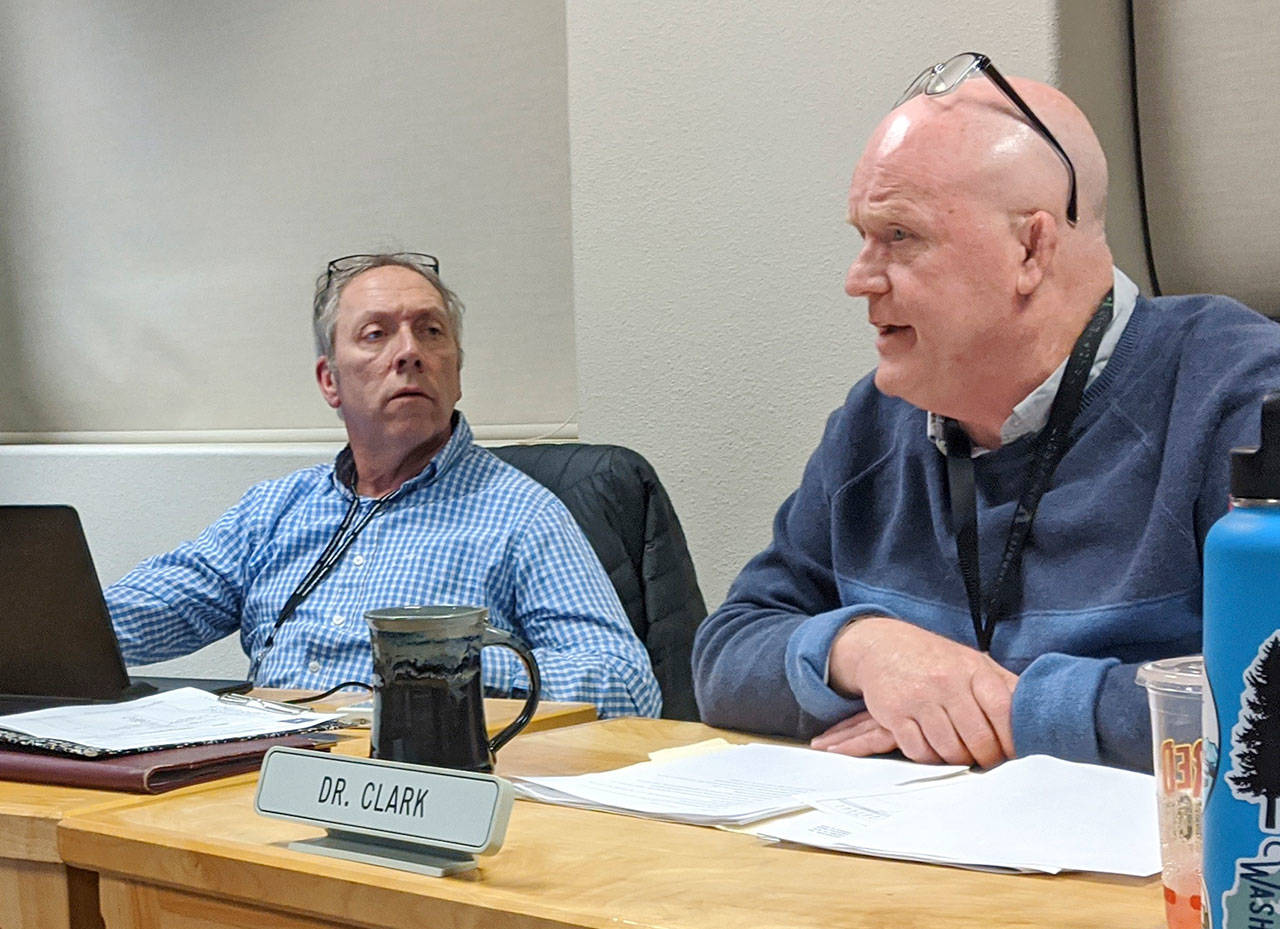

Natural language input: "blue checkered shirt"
[107,415,662,718]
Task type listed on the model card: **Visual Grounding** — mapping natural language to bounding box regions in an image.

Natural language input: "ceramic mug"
[365,605,541,772]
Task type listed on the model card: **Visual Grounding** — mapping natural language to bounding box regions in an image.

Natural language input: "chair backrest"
[488,443,706,720]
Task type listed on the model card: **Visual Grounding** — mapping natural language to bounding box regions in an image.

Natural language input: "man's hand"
[811,616,1018,768]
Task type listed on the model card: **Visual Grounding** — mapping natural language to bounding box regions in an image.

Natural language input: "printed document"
[511,742,964,825]
[748,754,1158,876]
[0,687,342,756]
[513,742,1159,876]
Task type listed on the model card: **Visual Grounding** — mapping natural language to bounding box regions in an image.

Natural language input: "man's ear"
[1016,210,1058,296]
[316,356,341,410]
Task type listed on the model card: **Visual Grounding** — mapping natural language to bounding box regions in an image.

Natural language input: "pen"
[218,693,310,716]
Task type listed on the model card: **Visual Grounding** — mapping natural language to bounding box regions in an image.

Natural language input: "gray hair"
[312,253,465,364]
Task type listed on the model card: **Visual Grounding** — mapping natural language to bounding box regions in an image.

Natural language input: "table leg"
[0,857,100,929]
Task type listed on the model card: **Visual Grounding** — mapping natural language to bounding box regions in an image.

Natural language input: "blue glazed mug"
[365,605,541,772]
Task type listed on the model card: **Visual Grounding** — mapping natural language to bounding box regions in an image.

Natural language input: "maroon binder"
[0,733,331,793]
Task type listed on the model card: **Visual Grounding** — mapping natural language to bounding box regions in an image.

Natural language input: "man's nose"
[391,327,425,371]
[845,245,889,298]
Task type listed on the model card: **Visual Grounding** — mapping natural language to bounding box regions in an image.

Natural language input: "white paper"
[0,687,343,754]
[757,754,1160,876]
[512,742,965,825]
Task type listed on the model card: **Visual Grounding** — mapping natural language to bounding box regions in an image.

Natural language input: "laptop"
[0,504,251,715]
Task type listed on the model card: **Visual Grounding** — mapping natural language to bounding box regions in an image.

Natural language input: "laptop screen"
[0,504,136,698]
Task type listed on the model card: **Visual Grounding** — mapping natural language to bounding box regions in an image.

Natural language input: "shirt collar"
[332,410,473,497]
[927,267,1138,456]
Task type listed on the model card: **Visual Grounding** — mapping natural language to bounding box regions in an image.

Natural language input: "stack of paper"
[0,687,344,757]
[511,743,963,825]
[511,742,1160,876]
[753,754,1160,876]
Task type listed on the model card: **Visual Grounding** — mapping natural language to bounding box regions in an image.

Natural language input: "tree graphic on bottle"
[1230,632,1280,831]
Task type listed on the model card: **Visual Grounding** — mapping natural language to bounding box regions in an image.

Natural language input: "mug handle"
[481,624,542,754]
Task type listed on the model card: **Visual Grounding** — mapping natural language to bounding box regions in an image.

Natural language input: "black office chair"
[489,443,706,720]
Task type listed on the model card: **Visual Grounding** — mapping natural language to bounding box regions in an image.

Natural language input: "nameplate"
[254,747,513,876]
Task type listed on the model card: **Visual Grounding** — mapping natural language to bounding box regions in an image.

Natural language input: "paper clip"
[218,692,309,716]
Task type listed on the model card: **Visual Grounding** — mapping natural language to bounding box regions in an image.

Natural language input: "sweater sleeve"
[692,399,895,738]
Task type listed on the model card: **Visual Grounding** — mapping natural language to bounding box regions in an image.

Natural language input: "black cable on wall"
[1125,0,1163,297]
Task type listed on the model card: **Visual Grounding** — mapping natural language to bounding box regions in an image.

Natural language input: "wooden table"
[0,697,594,929]
[57,718,1166,929]
[311,694,597,740]
[1,782,135,929]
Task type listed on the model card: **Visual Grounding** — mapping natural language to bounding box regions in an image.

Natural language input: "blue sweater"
[692,294,1280,770]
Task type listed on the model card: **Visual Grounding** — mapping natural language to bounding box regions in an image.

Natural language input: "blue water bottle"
[1203,391,1280,929]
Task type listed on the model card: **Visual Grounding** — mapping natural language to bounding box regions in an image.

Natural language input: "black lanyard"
[943,292,1114,652]
[248,491,391,682]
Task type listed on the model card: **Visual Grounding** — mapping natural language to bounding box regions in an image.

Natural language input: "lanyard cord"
[248,491,391,682]
[943,293,1115,652]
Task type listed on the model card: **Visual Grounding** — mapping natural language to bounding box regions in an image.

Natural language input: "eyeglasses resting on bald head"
[895,52,1078,226]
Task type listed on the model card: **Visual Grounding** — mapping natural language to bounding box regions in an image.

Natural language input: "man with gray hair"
[693,55,1280,770]
[108,252,661,718]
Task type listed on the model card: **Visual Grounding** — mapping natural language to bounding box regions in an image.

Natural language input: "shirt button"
[332,615,346,627]
[307,660,321,674]
[352,555,365,566]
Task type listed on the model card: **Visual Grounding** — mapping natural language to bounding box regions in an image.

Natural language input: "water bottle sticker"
[1204,675,1220,802]
[1229,633,1280,832]
[1220,837,1280,929]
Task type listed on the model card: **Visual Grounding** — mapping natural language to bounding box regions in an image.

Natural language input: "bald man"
[691,55,1280,772]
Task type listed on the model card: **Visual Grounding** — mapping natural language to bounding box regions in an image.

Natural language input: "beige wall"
[0,0,578,442]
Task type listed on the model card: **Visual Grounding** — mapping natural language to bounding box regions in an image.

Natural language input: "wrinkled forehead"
[338,265,446,314]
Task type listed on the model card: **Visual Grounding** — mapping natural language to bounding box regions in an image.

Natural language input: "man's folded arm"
[693,423,896,737]
[1012,652,1152,771]
[695,585,898,738]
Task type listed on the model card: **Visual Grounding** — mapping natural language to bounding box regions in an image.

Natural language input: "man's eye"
[361,328,384,342]
[889,228,908,242]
